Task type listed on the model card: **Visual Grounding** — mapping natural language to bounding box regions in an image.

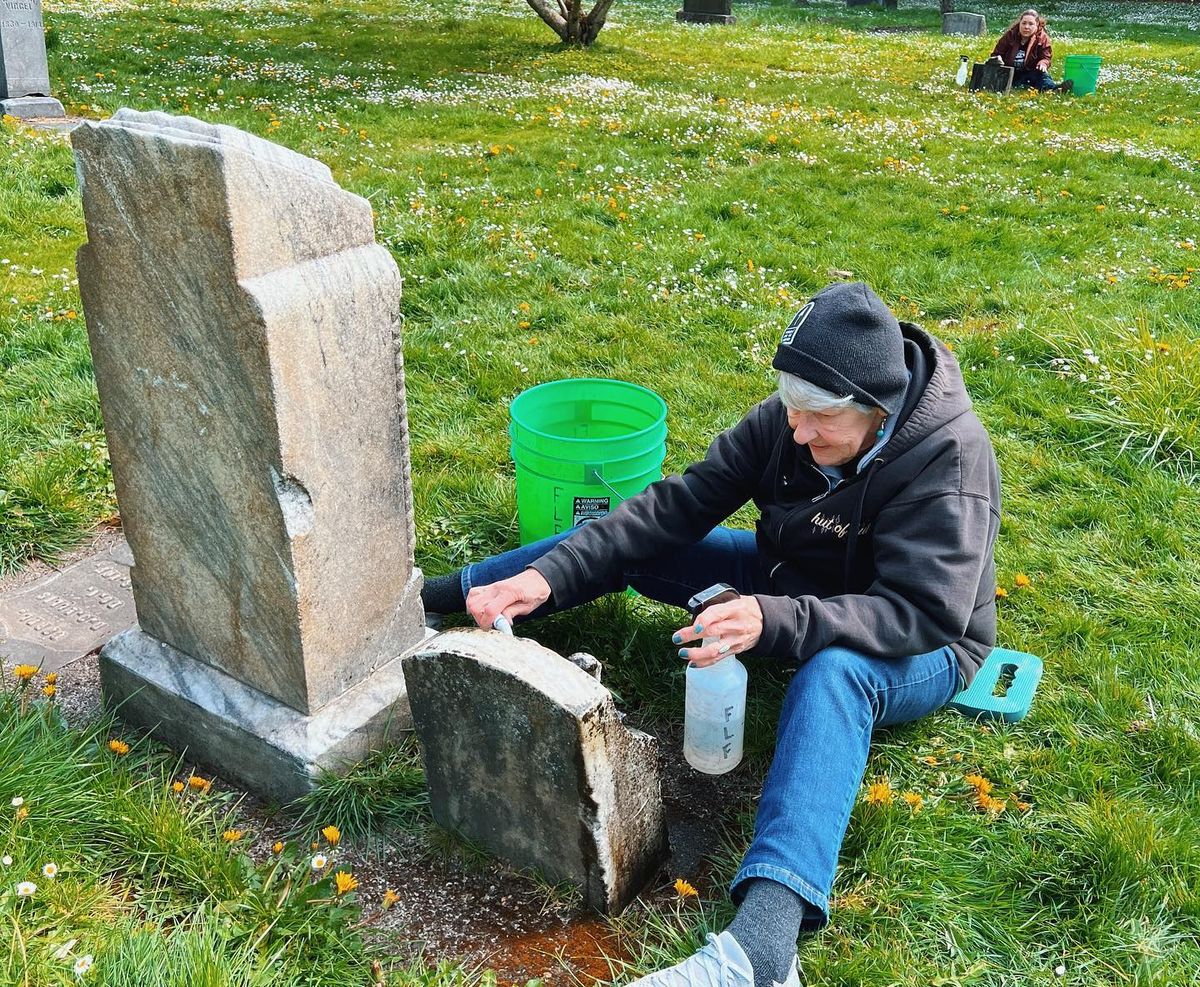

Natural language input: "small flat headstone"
[676,0,734,25]
[943,12,987,36]
[0,540,136,672]
[0,0,65,119]
[404,630,669,914]
[970,58,1013,93]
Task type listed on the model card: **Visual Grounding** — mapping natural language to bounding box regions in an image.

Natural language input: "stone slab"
[0,541,136,673]
[404,630,669,915]
[1,94,63,119]
[943,12,987,36]
[675,10,735,23]
[73,109,426,716]
[99,624,436,804]
[0,0,52,99]
[970,59,1013,93]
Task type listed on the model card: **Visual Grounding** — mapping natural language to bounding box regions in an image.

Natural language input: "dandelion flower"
[42,684,57,698]
[964,773,993,796]
[11,797,23,808]
[12,664,38,682]
[187,775,211,792]
[673,878,699,899]
[976,792,1006,814]
[16,881,36,897]
[272,841,285,854]
[42,862,58,879]
[222,830,244,843]
[74,954,94,977]
[1014,573,1031,588]
[902,792,924,813]
[45,672,58,685]
[382,888,400,910]
[322,825,341,846]
[108,739,130,756]
[333,870,358,895]
[16,806,28,822]
[922,755,939,765]
[311,854,328,871]
[995,586,1008,599]
[865,780,894,806]
[171,781,185,793]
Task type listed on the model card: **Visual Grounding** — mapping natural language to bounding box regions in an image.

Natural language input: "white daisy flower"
[310,854,328,870]
[1,856,11,866]
[74,954,94,977]
[10,797,23,808]
[16,881,36,897]
[42,862,59,879]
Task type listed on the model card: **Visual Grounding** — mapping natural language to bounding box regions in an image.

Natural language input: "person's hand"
[672,595,763,668]
[466,569,552,630]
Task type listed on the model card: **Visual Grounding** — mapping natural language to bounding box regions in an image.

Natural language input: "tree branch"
[524,0,567,36]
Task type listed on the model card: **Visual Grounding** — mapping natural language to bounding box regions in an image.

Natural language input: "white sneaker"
[625,930,800,987]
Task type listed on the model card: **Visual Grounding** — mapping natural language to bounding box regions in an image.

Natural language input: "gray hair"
[777,371,873,416]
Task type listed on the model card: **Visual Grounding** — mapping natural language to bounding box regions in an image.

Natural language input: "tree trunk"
[525,0,615,45]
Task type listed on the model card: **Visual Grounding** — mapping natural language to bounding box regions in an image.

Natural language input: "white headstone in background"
[0,0,65,119]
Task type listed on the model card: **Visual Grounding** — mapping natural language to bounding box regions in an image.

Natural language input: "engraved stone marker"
[72,109,428,802]
[404,630,669,914]
[676,0,735,25]
[943,11,987,36]
[0,540,135,672]
[970,58,1013,93]
[0,0,65,119]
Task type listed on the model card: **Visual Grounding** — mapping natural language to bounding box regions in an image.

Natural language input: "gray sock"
[727,879,805,987]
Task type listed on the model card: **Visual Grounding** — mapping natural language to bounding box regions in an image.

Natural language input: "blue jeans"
[462,526,960,927]
[1014,67,1060,90]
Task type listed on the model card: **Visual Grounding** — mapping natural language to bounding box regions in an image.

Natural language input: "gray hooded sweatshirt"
[530,324,1001,687]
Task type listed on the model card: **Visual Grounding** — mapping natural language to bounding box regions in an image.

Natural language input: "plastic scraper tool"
[948,647,1043,723]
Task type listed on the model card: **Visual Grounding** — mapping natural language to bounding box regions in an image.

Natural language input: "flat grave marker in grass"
[0,0,64,119]
[0,538,135,672]
[72,108,430,803]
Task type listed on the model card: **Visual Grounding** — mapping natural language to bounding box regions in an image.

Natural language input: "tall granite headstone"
[943,12,986,36]
[404,630,669,914]
[72,109,428,802]
[0,0,65,119]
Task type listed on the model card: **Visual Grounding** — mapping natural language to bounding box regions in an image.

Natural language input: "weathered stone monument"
[0,0,64,119]
[943,11,987,36]
[72,109,427,802]
[970,57,1014,93]
[676,0,735,26]
[404,630,669,914]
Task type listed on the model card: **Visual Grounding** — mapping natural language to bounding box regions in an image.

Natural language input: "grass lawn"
[2,0,1199,983]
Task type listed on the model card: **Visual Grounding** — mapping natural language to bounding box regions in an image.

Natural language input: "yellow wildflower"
[108,739,130,755]
[222,829,244,843]
[42,684,57,698]
[964,773,993,796]
[865,780,894,806]
[12,664,38,682]
[171,781,185,793]
[322,825,341,846]
[976,792,1007,814]
[272,841,285,854]
[44,673,58,685]
[15,806,28,822]
[902,792,924,813]
[187,775,211,793]
[922,755,939,765]
[995,585,1008,599]
[674,878,699,899]
[334,870,358,895]
[382,888,401,909]
[517,302,531,312]
[1014,573,1031,588]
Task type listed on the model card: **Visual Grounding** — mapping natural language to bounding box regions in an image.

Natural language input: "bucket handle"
[587,465,627,503]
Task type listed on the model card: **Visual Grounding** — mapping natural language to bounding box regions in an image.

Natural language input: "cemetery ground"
[1,0,1199,983]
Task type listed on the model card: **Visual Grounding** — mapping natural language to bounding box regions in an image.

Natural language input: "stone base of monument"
[100,621,437,805]
[2,95,65,119]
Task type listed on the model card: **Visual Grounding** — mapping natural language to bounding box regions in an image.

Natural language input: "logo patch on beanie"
[781,302,815,346]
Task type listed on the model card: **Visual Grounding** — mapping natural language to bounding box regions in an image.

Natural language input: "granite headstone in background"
[943,12,987,36]
[0,0,65,119]
[72,109,428,802]
[404,630,669,915]
[676,0,735,26]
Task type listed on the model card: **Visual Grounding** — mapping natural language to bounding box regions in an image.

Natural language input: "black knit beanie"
[771,282,907,414]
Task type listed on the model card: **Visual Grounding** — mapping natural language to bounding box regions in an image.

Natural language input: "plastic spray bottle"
[683,584,747,775]
[956,55,970,87]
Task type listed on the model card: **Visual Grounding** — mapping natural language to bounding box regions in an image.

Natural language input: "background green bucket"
[1062,54,1102,95]
[509,378,668,545]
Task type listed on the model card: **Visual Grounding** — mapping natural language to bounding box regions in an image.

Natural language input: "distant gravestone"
[0,0,65,119]
[943,12,987,36]
[0,540,136,672]
[72,109,428,802]
[404,630,669,915]
[970,58,1013,93]
[676,0,734,25]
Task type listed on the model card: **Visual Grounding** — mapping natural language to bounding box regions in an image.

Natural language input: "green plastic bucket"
[510,378,668,545]
[1062,54,1102,95]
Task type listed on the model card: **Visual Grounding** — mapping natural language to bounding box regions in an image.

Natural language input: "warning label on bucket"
[573,496,611,527]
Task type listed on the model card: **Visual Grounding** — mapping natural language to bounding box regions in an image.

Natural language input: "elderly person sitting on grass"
[991,7,1073,92]
[423,282,1002,987]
